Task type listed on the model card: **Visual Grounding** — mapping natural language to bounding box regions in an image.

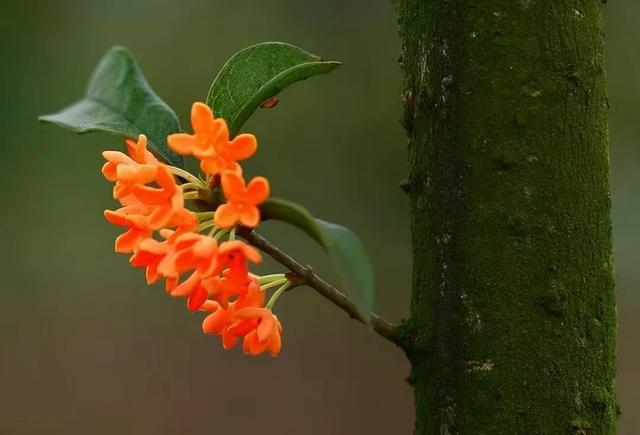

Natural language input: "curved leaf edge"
[260,197,375,321]
[38,109,183,168]
[38,46,185,168]
[205,41,340,135]
[226,60,339,134]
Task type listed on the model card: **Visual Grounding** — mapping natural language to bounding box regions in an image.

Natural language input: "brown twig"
[236,227,399,344]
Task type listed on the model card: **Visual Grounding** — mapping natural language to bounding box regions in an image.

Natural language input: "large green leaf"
[261,198,375,321]
[39,46,184,168]
[206,42,340,136]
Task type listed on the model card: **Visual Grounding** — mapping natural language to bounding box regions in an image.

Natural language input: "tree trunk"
[394,1,617,433]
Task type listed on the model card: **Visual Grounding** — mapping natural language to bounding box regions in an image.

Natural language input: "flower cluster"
[102,102,285,356]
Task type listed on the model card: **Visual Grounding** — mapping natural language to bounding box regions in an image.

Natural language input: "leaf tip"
[106,45,132,56]
[38,113,61,125]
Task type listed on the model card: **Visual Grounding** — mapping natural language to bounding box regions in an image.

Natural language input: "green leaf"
[261,198,375,321]
[260,198,324,245]
[206,42,340,136]
[39,46,184,168]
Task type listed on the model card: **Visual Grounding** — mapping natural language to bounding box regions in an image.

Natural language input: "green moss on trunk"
[395,1,616,433]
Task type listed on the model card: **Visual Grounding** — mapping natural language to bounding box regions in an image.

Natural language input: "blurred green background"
[0,1,637,433]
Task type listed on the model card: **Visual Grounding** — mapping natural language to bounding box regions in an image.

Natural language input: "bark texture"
[395,1,616,433]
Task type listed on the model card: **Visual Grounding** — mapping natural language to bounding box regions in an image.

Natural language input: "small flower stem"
[213,228,231,241]
[183,191,200,200]
[168,166,203,186]
[197,221,214,233]
[266,281,292,309]
[196,211,215,221]
[260,278,289,292]
[258,274,287,285]
[180,182,203,191]
[229,228,236,241]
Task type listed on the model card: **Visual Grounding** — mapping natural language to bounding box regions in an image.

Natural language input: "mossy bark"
[395,1,616,433]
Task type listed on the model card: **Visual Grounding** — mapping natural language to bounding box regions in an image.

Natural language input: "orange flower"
[167,102,256,176]
[235,279,266,309]
[201,300,234,335]
[100,125,286,357]
[214,171,269,228]
[102,135,159,200]
[115,172,195,231]
[102,152,156,187]
[201,301,244,350]
[173,233,218,277]
[104,207,152,253]
[105,199,195,252]
[201,277,269,351]
[129,164,178,203]
[229,307,282,357]
[216,240,262,283]
[125,135,158,164]
[202,276,239,308]
[206,273,263,308]
[130,165,189,228]
[170,271,214,311]
[143,195,195,231]
[103,135,196,239]
[102,158,156,201]
[129,229,179,288]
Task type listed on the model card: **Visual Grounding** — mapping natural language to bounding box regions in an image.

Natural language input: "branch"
[237,227,399,344]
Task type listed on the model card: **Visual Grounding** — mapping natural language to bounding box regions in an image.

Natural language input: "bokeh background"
[0,1,637,434]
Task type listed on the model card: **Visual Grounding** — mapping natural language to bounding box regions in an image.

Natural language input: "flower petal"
[202,304,229,334]
[222,331,239,349]
[235,307,265,319]
[220,171,246,200]
[132,186,168,205]
[249,333,268,356]
[194,237,217,259]
[187,285,208,311]
[102,150,133,165]
[257,314,275,343]
[104,209,128,226]
[126,135,156,164]
[227,318,259,336]
[145,265,160,284]
[228,134,257,161]
[116,164,157,185]
[148,204,173,229]
[268,330,281,356]
[214,204,239,228]
[191,102,214,136]
[245,176,270,205]
[239,207,260,228]
[115,229,145,253]
[155,165,178,193]
[167,133,197,155]
[102,162,118,181]
[171,272,200,297]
